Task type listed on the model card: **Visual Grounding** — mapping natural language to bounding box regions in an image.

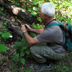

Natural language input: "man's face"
[39,9,45,22]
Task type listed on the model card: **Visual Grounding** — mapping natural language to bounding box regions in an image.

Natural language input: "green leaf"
[1,7,4,11]
[32,1,38,5]
[20,51,25,57]
[11,1,14,4]
[2,28,7,31]
[31,11,37,16]
[55,14,59,18]
[32,24,37,28]
[12,53,19,61]
[14,42,22,46]
[0,37,2,39]
[22,37,27,44]
[20,58,25,64]
[22,46,27,50]
[13,45,20,49]
[0,44,7,52]
[38,1,44,5]
[37,23,40,29]
[15,2,20,6]
[25,50,30,55]
[28,9,32,12]
[4,21,7,25]
[1,32,12,39]
[37,17,42,22]
[0,12,4,15]
[0,32,2,35]
[3,26,6,29]
[33,7,39,11]
[32,33,36,36]
[25,42,30,45]
[22,3,25,6]
[29,3,32,7]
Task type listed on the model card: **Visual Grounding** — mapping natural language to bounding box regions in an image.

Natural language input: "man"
[12,2,66,71]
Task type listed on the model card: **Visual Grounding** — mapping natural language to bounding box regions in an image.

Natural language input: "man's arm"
[21,25,41,45]
[25,24,44,34]
[12,8,44,34]
[30,28,44,34]
[23,32,40,45]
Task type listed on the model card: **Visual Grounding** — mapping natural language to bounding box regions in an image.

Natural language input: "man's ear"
[45,14,48,17]
[44,14,48,19]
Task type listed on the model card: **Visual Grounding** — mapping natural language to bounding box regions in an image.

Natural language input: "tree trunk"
[0,0,34,24]
[0,13,22,37]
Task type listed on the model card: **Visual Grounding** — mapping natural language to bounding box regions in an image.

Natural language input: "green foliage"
[25,49,30,55]
[0,21,12,40]
[33,7,39,11]
[9,0,44,23]
[0,20,12,53]
[12,36,30,65]
[1,32,12,40]
[20,58,25,65]
[2,0,72,71]
[52,62,69,72]
[4,21,7,25]
[12,53,19,61]
[0,12,4,15]
[10,0,20,6]
[31,11,37,16]
[37,17,42,22]
[1,7,4,11]
[55,14,71,24]
[0,44,7,52]
[32,24,37,28]
[49,0,72,24]
[32,24,44,29]
[22,69,32,72]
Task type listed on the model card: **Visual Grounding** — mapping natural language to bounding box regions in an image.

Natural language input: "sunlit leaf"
[33,7,39,11]
[28,9,32,12]
[32,24,37,28]
[31,11,37,16]
[37,17,42,22]
[1,32,12,39]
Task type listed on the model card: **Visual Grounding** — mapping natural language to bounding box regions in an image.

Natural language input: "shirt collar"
[45,19,56,28]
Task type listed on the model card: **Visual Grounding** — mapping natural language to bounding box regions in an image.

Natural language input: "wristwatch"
[23,31,27,33]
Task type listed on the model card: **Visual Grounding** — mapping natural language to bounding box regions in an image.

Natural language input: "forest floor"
[0,7,72,72]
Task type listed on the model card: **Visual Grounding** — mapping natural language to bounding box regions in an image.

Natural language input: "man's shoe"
[34,63,52,71]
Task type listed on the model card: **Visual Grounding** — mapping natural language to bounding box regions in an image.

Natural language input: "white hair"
[39,2,55,18]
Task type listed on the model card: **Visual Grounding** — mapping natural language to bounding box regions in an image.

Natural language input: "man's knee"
[30,46,40,55]
[30,46,36,54]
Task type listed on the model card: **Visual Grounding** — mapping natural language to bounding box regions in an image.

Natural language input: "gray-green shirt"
[36,21,65,53]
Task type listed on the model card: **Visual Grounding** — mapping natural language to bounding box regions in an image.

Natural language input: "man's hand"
[25,24,32,31]
[21,25,27,32]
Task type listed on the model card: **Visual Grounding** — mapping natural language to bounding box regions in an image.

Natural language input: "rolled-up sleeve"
[36,29,53,43]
